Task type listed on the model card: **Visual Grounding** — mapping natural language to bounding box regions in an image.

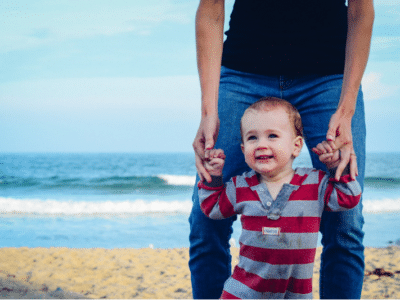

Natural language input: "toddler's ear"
[241,143,245,153]
[292,136,303,158]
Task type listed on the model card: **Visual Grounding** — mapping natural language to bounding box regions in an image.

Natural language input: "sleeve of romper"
[319,168,362,212]
[197,175,238,219]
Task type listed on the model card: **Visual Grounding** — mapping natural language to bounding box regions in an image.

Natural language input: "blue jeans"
[189,66,366,299]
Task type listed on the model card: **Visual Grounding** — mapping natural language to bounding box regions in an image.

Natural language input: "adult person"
[189,0,374,299]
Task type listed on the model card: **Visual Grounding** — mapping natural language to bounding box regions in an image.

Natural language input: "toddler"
[198,97,361,299]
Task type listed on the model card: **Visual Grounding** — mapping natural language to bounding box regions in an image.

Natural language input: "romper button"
[267,202,272,206]
[259,188,264,191]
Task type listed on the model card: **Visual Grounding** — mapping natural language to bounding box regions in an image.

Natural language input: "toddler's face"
[240,107,302,179]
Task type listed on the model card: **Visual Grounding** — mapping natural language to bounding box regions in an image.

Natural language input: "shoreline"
[1,247,399,299]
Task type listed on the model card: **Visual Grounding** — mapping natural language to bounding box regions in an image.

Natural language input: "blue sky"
[1,0,399,153]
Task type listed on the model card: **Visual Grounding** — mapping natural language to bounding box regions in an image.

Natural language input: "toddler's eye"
[269,134,278,138]
[247,135,257,141]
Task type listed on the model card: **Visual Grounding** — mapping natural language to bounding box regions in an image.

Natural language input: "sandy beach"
[0,246,399,299]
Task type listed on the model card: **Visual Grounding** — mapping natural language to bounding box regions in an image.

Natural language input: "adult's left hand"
[326,111,358,180]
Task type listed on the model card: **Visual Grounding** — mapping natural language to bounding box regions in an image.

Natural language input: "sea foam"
[363,198,400,213]
[1,197,399,217]
[0,197,193,216]
[158,175,196,186]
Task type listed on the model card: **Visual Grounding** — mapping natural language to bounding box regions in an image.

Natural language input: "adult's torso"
[222,0,348,75]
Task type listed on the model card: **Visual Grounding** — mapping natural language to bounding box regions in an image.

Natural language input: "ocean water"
[0,152,399,249]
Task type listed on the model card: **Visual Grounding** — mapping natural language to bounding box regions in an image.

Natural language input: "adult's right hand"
[192,113,220,183]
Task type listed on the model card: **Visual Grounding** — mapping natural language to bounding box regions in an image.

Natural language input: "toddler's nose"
[256,143,269,151]
[257,139,269,148]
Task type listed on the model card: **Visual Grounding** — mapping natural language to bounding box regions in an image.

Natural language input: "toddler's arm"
[313,141,361,211]
[198,149,240,219]
[203,149,225,177]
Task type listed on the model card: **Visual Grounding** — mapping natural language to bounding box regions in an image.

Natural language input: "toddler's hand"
[312,141,340,171]
[204,149,225,177]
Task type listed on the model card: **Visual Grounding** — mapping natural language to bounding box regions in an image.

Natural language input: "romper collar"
[250,169,301,220]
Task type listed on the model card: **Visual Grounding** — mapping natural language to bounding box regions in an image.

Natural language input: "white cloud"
[362,72,399,101]
[0,0,195,53]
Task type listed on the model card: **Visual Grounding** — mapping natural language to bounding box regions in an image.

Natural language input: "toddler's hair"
[240,97,304,138]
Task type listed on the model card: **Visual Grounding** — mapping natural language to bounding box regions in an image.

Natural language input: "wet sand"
[0,246,399,299]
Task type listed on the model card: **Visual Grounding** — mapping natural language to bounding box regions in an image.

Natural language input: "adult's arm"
[325,0,374,180]
[192,0,225,182]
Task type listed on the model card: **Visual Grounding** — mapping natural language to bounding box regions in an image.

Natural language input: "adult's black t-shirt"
[221,0,348,75]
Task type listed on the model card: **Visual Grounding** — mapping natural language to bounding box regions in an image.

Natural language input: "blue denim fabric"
[189,66,366,299]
